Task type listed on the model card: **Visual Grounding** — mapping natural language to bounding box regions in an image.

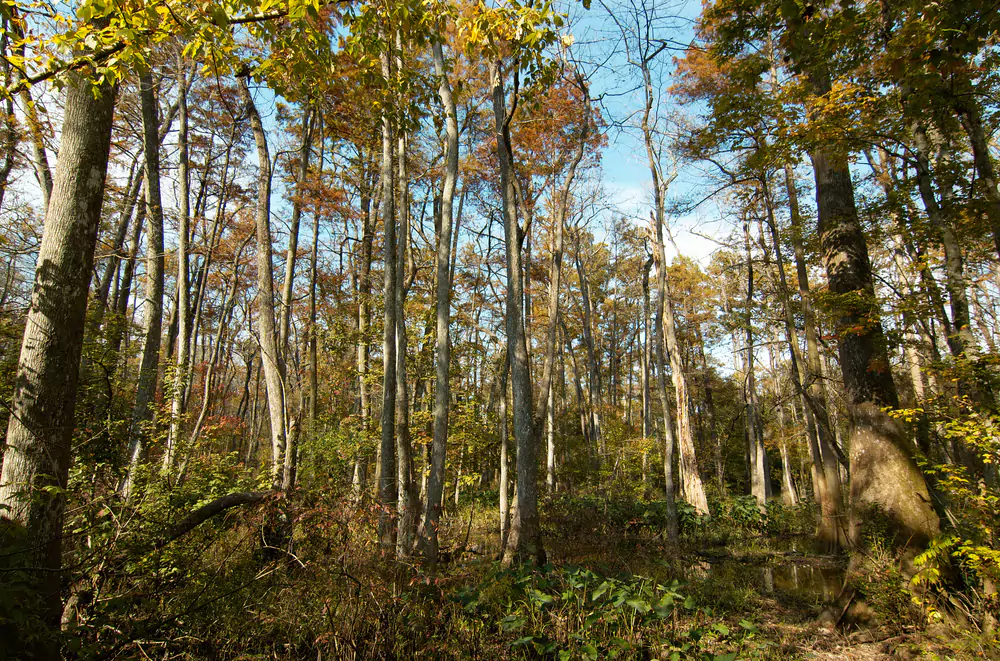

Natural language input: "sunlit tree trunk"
[377,47,398,550]
[419,32,459,564]
[783,163,846,546]
[124,71,166,495]
[492,59,544,566]
[239,75,287,487]
[168,59,191,468]
[808,93,939,545]
[279,106,313,354]
[0,70,115,631]
[395,123,417,558]
[740,219,770,507]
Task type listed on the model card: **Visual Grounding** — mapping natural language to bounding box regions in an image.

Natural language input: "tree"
[0,69,116,631]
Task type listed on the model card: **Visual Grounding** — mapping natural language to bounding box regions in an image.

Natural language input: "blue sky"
[567,0,729,266]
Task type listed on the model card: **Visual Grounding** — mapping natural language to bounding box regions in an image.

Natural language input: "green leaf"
[528,588,555,605]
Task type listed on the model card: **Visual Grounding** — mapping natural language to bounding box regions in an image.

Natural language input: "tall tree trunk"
[951,83,1000,263]
[419,32,459,565]
[123,71,166,496]
[641,51,679,538]
[784,163,846,546]
[742,219,770,506]
[395,124,416,559]
[168,59,191,465]
[546,381,556,492]
[661,262,709,514]
[574,233,604,456]
[0,70,115,633]
[905,125,992,410]
[694,323,725,496]
[807,76,939,545]
[309,113,324,432]
[355,162,375,492]
[239,75,287,487]
[498,356,512,551]
[377,48,398,550]
[492,60,544,566]
[760,176,845,545]
[108,200,144,356]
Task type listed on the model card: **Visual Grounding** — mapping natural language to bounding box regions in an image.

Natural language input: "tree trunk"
[741,219,770,506]
[0,70,115,632]
[123,71,166,496]
[499,356,512,551]
[574,233,604,456]
[239,75,287,487]
[419,32,459,565]
[951,84,1000,262]
[168,59,191,467]
[279,106,314,354]
[395,124,416,559]
[758,177,844,543]
[377,48,398,550]
[807,79,939,545]
[492,60,544,566]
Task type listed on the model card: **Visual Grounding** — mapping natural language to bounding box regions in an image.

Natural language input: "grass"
[40,487,1000,660]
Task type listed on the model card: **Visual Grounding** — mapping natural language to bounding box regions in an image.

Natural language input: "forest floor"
[76,490,998,660]
[380,494,995,660]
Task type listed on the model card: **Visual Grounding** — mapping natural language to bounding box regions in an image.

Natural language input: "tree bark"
[123,70,166,495]
[493,60,544,566]
[377,47,398,550]
[419,32,459,565]
[395,123,416,558]
[239,75,287,487]
[741,219,770,506]
[808,107,939,546]
[279,106,314,354]
[168,58,191,466]
[0,70,115,630]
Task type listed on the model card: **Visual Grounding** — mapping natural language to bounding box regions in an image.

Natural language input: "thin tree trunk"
[419,31,459,565]
[168,59,191,464]
[279,106,314,354]
[123,71,166,495]
[783,163,846,545]
[377,47,398,550]
[741,219,770,506]
[499,356,512,551]
[239,75,287,487]
[395,122,416,559]
[492,60,544,566]
[640,51,680,535]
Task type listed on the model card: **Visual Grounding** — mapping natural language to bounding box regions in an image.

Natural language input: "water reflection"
[759,564,843,602]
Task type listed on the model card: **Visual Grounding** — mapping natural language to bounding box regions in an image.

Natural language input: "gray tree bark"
[419,32,459,565]
[239,75,287,487]
[492,60,544,566]
[0,70,115,629]
[377,48,398,550]
[122,70,166,496]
